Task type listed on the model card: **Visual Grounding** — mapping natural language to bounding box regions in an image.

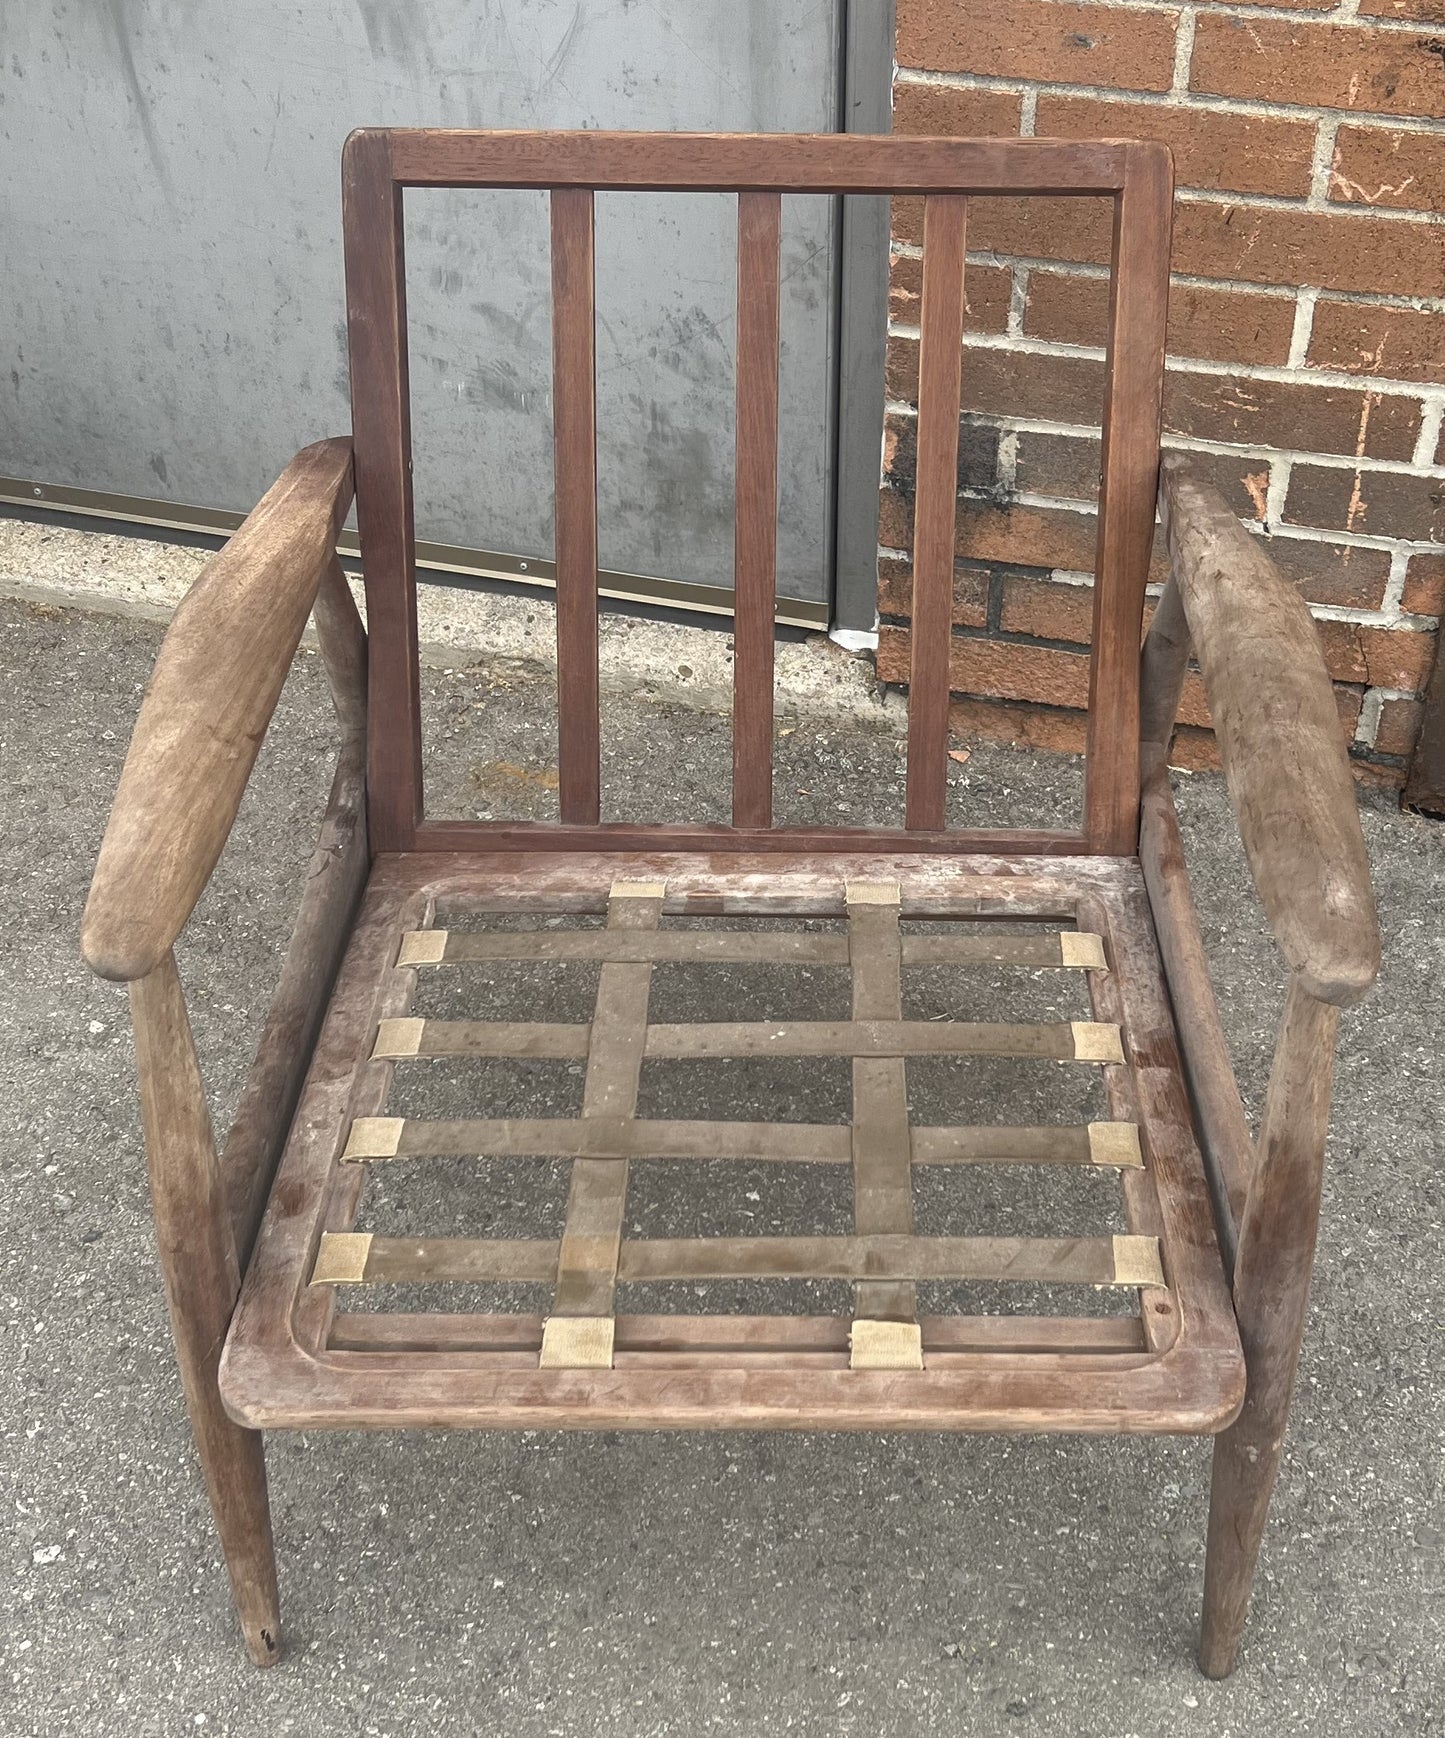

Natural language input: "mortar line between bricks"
[1308,117,1343,210]
[1265,456,1293,527]
[884,400,1445,482]
[997,430,1020,494]
[1287,293,1319,369]
[1411,400,1445,469]
[1179,187,1445,229]
[1171,6,1197,98]
[898,3,1445,43]
[889,324,1445,400]
[1007,269,1029,339]
[879,541,1437,632]
[1356,687,1385,745]
[894,65,1445,129]
[882,570,1438,634]
[1018,89,1038,137]
[893,242,1445,317]
[1379,551,1412,620]
[955,485,1445,559]
[1029,568,1099,590]
[883,495,1443,610]
[881,533,1439,631]
[885,608,1435,680]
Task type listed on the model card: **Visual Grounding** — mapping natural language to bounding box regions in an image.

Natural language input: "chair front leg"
[131,952,281,1667]
[1199,974,1338,1677]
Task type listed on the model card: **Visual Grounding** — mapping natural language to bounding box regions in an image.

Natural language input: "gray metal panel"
[1,2,842,603]
[833,0,897,635]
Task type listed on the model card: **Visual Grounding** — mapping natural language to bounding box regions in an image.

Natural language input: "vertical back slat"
[1086,145,1174,853]
[550,187,602,826]
[905,195,969,832]
[343,130,422,850]
[732,191,783,828]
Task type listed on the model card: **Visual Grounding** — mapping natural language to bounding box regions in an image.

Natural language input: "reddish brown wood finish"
[81,440,355,983]
[1085,143,1173,854]
[340,129,1173,856]
[550,187,602,825]
[731,191,782,827]
[133,954,280,1667]
[382,130,1132,192]
[222,735,368,1267]
[343,129,421,852]
[1200,980,1338,1677]
[1138,755,1252,1262]
[412,820,1084,855]
[905,195,968,831]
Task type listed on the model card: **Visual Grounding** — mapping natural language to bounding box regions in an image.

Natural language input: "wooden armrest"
[82,438,356,982]
[1155,455,1379,1007]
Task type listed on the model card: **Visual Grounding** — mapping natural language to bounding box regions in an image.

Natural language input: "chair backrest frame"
[342,129,1173,859]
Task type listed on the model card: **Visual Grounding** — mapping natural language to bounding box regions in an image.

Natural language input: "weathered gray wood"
[1137,575,1191,756]
[376,1017,1122,1062]
[131,953,281,1667]
[1138,753,1253,1260]
[1158,457,1379,1006]
[82,440,355,982]
[312,555,368,734]
[550,886,658,1326]
[401,928,1106,969]
[847,886,915,1323]
[311,1230,1163,1288]
[327,1310,1150,1357]
[338,1115,1139,1168]
[222,735,369,1266]
[643,1020,1120,1061]
[1200,976,1339,1677]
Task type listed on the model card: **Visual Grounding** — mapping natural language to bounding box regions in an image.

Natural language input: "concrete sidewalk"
[1,592,1442,1737]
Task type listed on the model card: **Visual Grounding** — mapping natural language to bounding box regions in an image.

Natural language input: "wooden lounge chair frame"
[80,131,1379,1678]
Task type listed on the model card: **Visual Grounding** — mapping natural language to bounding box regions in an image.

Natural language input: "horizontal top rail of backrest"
[377,129,1136,193]
[343,129,1172,859]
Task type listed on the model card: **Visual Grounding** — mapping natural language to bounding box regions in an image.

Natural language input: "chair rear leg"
[132,954,281,1667]
[1199,978,1336,1678]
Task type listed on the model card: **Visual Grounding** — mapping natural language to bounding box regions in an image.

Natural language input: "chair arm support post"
[1238,974,1337,1331]
[313,554,368,735]
[1199,973,1338,1673]
[1138,574,1191,756]
[1138,752,1253,1268]
[221,728,370,1267]
[1156,456,1379,1008]
[82,437,355,983]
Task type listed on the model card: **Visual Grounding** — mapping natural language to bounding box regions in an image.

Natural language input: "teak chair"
[81,131,1378,1677]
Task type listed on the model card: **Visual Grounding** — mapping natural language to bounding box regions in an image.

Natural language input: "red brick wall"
[879,0,1445,782]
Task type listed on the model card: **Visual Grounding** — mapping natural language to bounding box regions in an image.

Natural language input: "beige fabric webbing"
[310,1231,373,1285]
[850,1318,924,1371]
